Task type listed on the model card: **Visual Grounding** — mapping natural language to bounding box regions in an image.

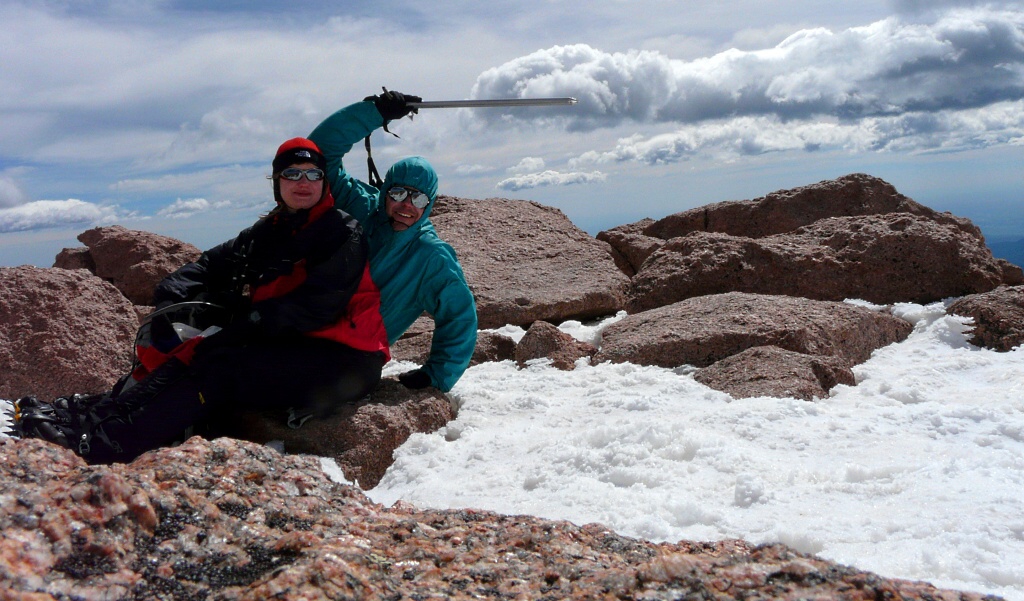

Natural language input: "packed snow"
[4,299,1023,599]
[366,300,1024,601]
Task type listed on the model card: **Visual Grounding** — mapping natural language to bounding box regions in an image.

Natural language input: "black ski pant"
[91,337,384,463]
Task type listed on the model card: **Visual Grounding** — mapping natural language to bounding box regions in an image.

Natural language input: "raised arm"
[307,100,385,223]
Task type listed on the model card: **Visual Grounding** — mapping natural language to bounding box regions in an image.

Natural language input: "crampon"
[6,394,107,454]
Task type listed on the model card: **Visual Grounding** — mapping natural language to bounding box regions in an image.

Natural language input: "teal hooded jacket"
[309,100,477,392]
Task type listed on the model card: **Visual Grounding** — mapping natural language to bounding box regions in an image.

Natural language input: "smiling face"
[385,186,427,231]
[277,162,324,212]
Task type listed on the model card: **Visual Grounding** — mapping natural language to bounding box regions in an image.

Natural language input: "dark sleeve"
[250,210,367,335]
[419,248,478,392]
[152,234,250,309]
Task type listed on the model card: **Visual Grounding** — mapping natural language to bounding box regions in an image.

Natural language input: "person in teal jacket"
[308,91,477,392]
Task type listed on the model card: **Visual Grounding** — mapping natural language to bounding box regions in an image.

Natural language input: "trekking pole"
[407,97,578,109]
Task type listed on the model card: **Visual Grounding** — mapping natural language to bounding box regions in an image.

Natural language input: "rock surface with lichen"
[0,436,996,601]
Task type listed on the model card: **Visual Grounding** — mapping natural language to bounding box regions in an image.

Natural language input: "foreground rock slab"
[0,266,136,400]
[0,437,993,601]
[432,196,629,328]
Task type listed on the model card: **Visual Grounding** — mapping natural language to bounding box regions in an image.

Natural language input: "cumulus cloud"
[508,157,546,173]
[158,198,217,219]
[454,163,495,175]
[0,199,121,233]
[496,170,607,191]
[570,100,1024,166]
[470,7,1024,131]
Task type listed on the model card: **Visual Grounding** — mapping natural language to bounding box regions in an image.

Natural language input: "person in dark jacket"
[308,91,477,392]
[11,138,389,463]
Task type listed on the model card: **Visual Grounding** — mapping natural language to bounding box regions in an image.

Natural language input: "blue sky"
[1,0,1023,266]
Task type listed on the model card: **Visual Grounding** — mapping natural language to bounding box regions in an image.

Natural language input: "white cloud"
[507,157,546,174]
[158,198,213,219]
[496,170,607,191]
[469,7,1024,131]
[572,100,1024,166]
[0,3,516,172]
[454,163,495,175]
[0,199,122,233]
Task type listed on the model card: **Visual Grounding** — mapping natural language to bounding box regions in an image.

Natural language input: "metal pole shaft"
[408,97,578,109]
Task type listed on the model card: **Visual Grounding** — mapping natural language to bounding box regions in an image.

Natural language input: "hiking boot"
[54,392,108,415]
[10,393,109,453]
[10,396,77,448]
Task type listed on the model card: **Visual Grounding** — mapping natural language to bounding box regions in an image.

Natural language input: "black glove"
[365,89,421,121]
[398,369,432,390]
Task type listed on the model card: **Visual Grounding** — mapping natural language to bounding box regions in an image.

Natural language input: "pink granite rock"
[598,173,982,274]
[229,378,455,489]
[391,329,517,367]
[0,436,992,601]
[515,320,597,370]
[0,267,136,400]
[596,292,912,369]
[432,196,629,328]
[52,246,95,271]
[694,345,856,400]
[947,285,1024,351]
[628,213,1010,312]
[57,225,201,305]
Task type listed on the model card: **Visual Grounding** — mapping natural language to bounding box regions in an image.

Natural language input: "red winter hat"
[273,137,327,174]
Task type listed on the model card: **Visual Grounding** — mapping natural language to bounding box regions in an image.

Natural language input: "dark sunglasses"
[279,168,325,182]
[387,186,430,209]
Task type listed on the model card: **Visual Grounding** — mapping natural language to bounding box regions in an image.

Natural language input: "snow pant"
[86,336,385,464]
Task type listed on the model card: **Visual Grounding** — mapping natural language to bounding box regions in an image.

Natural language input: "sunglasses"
[387,186,430,209]
[279,168,325,182]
